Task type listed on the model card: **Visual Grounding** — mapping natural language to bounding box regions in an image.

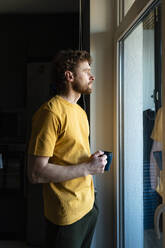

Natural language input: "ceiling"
[0,0,79,13]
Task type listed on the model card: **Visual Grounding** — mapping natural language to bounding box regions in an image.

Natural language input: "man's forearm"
[28,151,106,184]
[32,162,87,184]
[28,155,88,184]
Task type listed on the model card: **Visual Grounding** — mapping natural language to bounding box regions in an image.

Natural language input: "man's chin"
[83,89,92,95]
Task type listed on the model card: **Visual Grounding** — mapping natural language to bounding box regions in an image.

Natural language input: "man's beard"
[72,80,92,95]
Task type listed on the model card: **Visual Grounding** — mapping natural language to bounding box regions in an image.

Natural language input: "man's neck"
[59,92,81,104]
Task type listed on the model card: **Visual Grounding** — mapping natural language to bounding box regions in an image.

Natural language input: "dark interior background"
[0,1,90,245]
[0,13,79,109]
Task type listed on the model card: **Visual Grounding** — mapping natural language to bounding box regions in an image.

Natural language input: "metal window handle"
[154,203,165,239]
[156,91,159,101]
[151,89,159,101]
[0,154,3,169]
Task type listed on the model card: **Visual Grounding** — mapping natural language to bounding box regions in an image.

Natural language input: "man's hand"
[85,150,107,175]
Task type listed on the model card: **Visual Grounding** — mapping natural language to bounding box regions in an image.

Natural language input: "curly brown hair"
[51,50,92,95]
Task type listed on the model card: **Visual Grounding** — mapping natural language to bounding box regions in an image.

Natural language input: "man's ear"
[65,71,74,82]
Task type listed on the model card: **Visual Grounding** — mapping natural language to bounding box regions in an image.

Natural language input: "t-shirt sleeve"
[28,109,59,157]
[151,107,162,143]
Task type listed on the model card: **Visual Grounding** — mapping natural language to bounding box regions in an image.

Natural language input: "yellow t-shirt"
[28,95,94,225]
[151,107,163,196]
[151,107,162,143]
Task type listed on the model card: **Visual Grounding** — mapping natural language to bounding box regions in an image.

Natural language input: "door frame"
[162,0,165,244]
[114,0,165,247]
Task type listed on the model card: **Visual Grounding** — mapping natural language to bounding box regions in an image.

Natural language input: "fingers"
[92,150,107,164]
[92,154,107,172]
[92,150,104,157]
[87,150,108,175]
[98,155,107,168]
[92,151,107,162]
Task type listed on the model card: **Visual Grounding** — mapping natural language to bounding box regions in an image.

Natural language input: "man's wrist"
[79,162,89,177]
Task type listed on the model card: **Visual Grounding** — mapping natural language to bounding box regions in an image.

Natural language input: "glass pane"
[123,21,144,248]
[120,6,163,248]
[124,0,135,15]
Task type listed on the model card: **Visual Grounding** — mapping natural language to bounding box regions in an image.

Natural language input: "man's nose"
[90,74,95,80]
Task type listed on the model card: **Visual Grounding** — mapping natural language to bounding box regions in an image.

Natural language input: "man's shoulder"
[40,95,86,118]
[41,96,63,114]
[31,96,59,121]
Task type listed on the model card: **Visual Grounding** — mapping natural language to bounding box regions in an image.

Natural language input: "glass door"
[119,2,163,248]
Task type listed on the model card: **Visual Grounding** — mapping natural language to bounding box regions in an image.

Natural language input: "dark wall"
[0,13,79,241]
[0,13,79,110]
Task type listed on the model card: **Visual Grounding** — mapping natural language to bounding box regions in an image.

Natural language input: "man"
[27,50,107,248]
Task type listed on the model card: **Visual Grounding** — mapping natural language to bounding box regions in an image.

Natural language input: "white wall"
[124,0,135,15]
[90,0,115,247]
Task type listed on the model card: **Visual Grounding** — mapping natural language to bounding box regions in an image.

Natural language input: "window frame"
[114,0,165,247]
